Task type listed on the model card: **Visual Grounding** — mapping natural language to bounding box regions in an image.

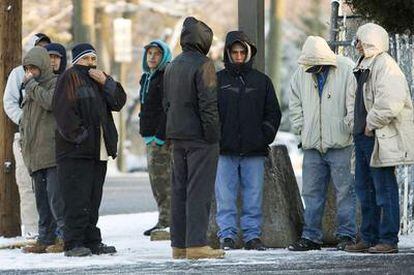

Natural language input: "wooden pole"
[0,0,22,237]
[72,0,95,44]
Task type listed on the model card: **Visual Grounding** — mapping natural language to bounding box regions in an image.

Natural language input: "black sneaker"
[88,243,117,255]
[220,238,235,250]
[64,246,92,257]
[244,238,266,251]
[337,236,355,251]
[288,238,321,251]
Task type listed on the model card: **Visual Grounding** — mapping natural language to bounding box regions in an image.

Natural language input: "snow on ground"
[2,212,414,272]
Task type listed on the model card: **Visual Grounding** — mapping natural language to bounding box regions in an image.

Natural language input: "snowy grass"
[1,212,414,271]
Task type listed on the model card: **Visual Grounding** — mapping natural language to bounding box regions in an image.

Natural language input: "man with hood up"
[163,16,224,260]
[53,43,127,257]
[344,23,414,254]
[138,40,172,239]
[18,46,59,253]
[215,31,281,251]
[288,36,357,251]
[3,33,51,240]
[45,43,67,75]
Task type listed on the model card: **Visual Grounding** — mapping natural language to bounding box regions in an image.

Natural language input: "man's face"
[76,54,97,67]
[146,47,162,70]
[355,39,364,55]
[49,54,61,71]
[230,43,247,64]
[25,64,41,78]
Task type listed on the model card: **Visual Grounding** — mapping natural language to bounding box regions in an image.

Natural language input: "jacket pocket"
[376,126,402,160]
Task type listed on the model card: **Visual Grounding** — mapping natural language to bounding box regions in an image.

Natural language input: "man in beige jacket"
[288,36,357,251]
[345,23,414,254]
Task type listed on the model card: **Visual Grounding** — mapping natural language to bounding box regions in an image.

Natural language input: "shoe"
[46,238,64,253]
[150,227,170,241]
[337,236,355,251]
[220,238,235,250]
[244,238,266,251]
[64,246,92,257]
[172,247,186,259]
[368,243,398,254]
[344,241,371,253]
[144,224,163,236]
[22,241,48,253]
[186,246,225,260]
[87,243,117,255]
[288,238,321,251]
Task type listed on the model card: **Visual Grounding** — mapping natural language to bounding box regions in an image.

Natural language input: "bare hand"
[88,69,107,85]
[23,71,33,83]
[364,126,374,137]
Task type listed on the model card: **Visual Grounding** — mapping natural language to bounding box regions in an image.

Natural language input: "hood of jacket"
[180,16,213,55]
[298,36,337,67]
[45,43,67,74]
[23,46,55,84]
[142,39,172,74]
[223,30,257,72]
[356,23,389,58]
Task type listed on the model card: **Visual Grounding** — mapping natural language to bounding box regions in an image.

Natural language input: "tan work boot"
[344,241,371,253]
[172,247,186,259]
[186,246,225,260]
[46,238,64,253]
[368,243,398,254]
[150,228,170,241]
[22,241,48,254]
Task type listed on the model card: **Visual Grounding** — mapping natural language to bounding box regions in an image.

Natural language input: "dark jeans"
[170,140,219,248]
[354,134,400,245]
[32,167,59,245]
[57,158,107,250]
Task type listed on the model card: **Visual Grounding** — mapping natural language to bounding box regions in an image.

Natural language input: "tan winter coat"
[289,36,356,153]
[20,46,57,174]
[355,23,414,167]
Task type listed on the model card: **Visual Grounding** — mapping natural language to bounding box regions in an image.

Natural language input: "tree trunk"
[0,0,22,237]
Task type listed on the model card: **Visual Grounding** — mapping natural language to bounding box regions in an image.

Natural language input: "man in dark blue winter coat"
[215,31,281,251]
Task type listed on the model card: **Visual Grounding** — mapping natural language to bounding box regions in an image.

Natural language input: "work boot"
[150,227,170,241]
[64,246,92,257]
[186,246,225,260]
[368,243,398,254]
[336,236,355,251]
[87,243,117,255]
[46,238,64,253]
[220,238,236,250]
[244,238,267,251]
[144,224,162,236]
[172,247,186,259]
[288,238,321,251]
[344,241,371,253]
[21,241,48,254]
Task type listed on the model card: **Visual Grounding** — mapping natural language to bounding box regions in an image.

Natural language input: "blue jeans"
[354,134,399,245]
[302,146,357,243]
[215,155,265,242]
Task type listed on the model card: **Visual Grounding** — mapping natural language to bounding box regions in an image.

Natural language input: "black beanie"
[71,43,96,64]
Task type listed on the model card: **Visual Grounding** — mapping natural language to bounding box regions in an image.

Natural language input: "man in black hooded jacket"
[53,43,126,257]
[163,17,224,260]
[215,31,281,251]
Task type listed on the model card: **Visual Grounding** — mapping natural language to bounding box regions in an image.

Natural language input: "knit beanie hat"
[71,43,96,64]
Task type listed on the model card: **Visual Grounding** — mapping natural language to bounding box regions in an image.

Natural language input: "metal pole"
[238,0,265,72]
[329,0,340,53]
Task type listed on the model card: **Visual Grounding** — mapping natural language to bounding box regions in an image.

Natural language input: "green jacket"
[20,46,57,174]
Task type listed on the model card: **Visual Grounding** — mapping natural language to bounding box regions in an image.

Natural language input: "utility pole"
[238,0,265,72]
[72,0,96,44]
[267,0,285,101]
[0,0,22,237]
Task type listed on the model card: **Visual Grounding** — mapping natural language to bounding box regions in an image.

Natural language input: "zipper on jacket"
[237,75,245,154]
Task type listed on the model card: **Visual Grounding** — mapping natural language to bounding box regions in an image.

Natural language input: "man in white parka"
[288,36,357,251]
[345,23,414,254]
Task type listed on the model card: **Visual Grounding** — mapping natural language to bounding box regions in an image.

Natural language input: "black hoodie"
[217,31,281,156]
[163,17,220,143]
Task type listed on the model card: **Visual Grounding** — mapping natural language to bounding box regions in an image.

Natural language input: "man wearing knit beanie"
[53,43,127,257]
